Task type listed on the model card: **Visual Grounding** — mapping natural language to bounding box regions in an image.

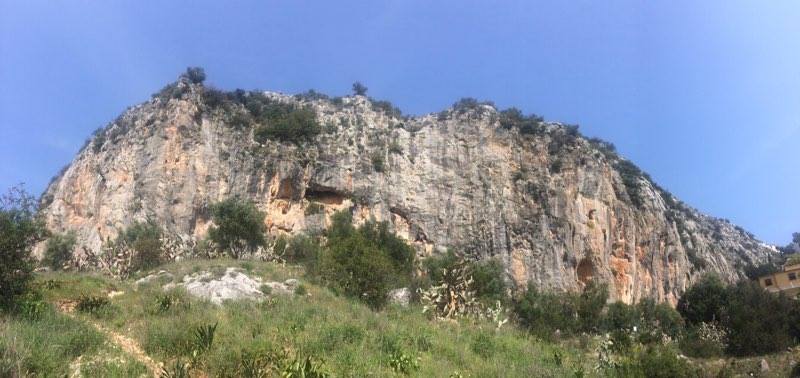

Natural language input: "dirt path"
[57,299,162,377]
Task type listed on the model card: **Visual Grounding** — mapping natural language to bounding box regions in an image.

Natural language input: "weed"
[281,354,329,378]
[76,295,110,315]
[389,350,420,375]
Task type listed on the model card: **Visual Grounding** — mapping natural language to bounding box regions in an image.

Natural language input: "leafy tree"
[744,260,781,280]
[208,197,266,258]
[119,221,163,272]
[0,186,47,310]
[42,231,76,270]
[318,211,415,308]
[724,281,799,356]
[576,282,608,332]
[470,259,507,304]
[352,82,368,96]
[512,283,577,339]
[678,274,800,356]
[676,274,727,325]
[183,66,206,84]
[423,250,460,285]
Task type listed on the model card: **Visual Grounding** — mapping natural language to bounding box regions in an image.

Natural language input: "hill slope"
[38,72,774,303]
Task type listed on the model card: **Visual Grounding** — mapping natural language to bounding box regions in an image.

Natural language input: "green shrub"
[370,99,403,118]
[616,345,698,378]
[576,282,608,332]
[604,302,639,331]
[452,98,494,114]
[118,221,163,272]
[318,211,415,308]
[678,274,800,356]
[208,197,266,258]
[470,259,507,304]
[76,295,110,316]
[388,350,419,375]
[43,231,76,270]
[512,283,578,339]
[635,298,684,343]
[615,159,647,208]
[0,186,46,311]
[284,235,322,269]
[423,250,460,285]
[91,127,106,153]
[470,332,497,359]
[352,82,368,96]
[724,280,799,356]
[498,107,543,134]
[254,106,320,144]
[371,152,385,173]
[679,324,726,358]
[183,66,206,84]
[676,274,727,325]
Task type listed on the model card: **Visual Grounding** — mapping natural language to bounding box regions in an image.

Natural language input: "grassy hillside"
[4,259,589,377]
[3,258,799,377]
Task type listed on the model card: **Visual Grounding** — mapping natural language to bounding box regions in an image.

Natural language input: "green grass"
[17,258,793,377]
[0,304,146,377]
[30,259,589,377]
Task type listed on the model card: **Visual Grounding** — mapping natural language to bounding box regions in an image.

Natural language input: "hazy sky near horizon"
[1,1,798,244]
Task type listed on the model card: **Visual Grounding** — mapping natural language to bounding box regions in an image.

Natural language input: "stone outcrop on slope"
[38,76,775,304]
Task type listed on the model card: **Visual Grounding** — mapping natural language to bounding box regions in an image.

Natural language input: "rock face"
[38,75,776,304]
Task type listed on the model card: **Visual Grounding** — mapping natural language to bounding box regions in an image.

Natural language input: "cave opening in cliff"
[577,259,595,286]
[304,188,344,205]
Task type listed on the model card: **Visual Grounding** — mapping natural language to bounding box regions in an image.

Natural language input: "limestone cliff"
[38,74,775,304]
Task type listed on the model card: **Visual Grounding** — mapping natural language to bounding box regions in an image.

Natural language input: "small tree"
[470,259,507,304]
[318,211,415,309]
[122,221,164,272]
[676,274,727,325]
[208,197,266,258]
[43,231,77,270]
[184,67,206,84]
[0,186,47,310]
[352,82,368,96]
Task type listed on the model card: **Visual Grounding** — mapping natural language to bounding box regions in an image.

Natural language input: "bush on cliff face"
[251,99,320,144]
[0,186,46,311]
[43,231,76,271]
[498,107,544,135]
[208,198,266,258]
[183,66,206,84]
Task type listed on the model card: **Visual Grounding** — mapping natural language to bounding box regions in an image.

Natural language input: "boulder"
[388,287,411,306]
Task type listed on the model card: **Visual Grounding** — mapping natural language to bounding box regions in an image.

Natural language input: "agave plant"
[160,359,191,378]
[193,322,218,352]
[281,354,329,378]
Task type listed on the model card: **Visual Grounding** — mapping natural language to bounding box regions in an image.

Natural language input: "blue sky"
[1,1,798,244]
